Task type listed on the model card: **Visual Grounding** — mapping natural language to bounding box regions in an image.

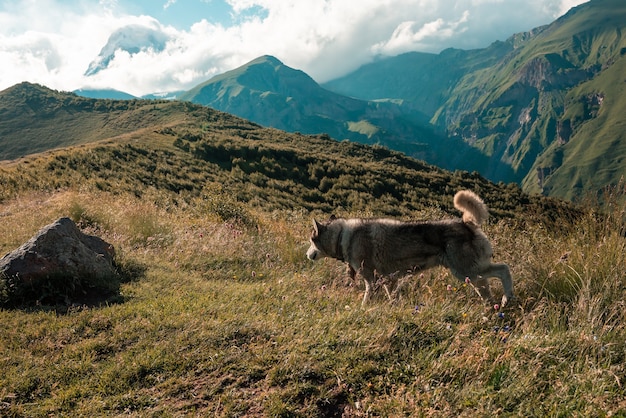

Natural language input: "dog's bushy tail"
[454,190,489,226]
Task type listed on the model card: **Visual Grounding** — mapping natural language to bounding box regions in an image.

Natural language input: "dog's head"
[306,215,338,261]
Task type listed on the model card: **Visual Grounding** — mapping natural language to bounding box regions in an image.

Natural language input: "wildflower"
[447,284,453,291]
[497,312,505,319]
[251,271,256,277]
[465,277,471,284]
[321,285,327,291]
[493,304,500,311]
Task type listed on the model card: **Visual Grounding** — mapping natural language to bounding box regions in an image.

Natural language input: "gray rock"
[0,217,117,303]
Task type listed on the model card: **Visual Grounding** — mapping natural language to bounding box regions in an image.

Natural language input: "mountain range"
[178,0,626,202]
[4,0,625,203]
[0,81,576,225]
[177,55,485,171]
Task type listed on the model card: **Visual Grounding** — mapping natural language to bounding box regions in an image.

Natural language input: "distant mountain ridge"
[178,55,488,173]
[73,88,136,100]
[0,82,188,161]
[323,39,518,118]
[179,56,436,155]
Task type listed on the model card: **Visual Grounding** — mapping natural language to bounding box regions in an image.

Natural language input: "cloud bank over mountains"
[85,24,170,76]
[0,0,587,96]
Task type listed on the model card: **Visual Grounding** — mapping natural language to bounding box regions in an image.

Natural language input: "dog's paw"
[500,294,514,308]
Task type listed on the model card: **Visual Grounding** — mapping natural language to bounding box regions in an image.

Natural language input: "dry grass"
[1,187,625,416]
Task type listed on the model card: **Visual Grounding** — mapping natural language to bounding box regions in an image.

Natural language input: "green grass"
[1,183,625,416]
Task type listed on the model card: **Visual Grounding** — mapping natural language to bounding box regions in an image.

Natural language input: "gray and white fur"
[306,190,513,307]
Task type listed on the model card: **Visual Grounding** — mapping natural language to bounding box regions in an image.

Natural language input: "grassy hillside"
[1,186,624,417]
[2,85,626,415]
[0,82,573,221]
[0,83,190,161]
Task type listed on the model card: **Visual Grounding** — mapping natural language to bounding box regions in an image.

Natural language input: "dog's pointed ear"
[312,219,322,234]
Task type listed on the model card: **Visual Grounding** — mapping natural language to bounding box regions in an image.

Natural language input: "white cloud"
[558,0,585,14]
[372,11,471,56]
[163,0,177,10]
[0,0,589,96]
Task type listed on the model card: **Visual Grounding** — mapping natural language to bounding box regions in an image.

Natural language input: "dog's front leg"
[360,267,376,307]
[388,274,410,303]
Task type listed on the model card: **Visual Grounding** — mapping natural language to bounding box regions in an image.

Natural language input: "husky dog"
[306,190,513,307]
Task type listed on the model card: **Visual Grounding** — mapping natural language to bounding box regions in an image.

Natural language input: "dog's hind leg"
[449,268,495,305]
[471,276,494,303]
[346,264,356,280]
[481,263,514,306]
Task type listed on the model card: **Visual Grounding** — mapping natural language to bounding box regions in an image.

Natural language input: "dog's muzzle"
[306,244,319,261]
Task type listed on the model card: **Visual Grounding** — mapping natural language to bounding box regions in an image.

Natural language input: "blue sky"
[121,0,241,28]
[0,0,587,96]
[127,1,229,27]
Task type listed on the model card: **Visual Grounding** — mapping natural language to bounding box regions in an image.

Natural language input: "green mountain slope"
[439,0,626,192]
[324,0,626,201]
[0,83,573,224]
[180,56,376,138]
[179,55,493,173]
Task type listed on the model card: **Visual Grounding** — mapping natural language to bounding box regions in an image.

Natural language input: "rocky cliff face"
[443,49,603,183]
[322,0,626,201]
[432,1,625,197]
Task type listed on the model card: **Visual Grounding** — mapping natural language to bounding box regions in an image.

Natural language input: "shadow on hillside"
[1,258,147,314]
